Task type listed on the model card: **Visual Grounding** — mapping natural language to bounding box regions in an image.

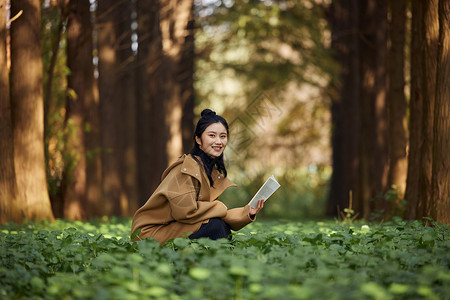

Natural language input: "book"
[248,175,281,209]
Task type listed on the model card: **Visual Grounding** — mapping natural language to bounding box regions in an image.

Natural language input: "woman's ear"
[195,136,202,146]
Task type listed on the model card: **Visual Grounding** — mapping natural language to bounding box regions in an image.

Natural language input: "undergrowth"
[0,217,449,299]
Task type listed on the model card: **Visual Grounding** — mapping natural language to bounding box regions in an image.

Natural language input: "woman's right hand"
[249,199,264,219]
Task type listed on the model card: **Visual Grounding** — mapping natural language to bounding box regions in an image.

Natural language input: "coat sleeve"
[222,205,255,231]
[166,173,227,224]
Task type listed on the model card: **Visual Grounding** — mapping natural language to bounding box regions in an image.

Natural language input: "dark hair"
[190,109,229,186]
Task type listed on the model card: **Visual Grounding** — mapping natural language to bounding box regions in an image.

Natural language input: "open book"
[248,175,281,209]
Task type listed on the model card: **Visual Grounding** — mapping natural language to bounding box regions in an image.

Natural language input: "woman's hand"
[249,199,264,219]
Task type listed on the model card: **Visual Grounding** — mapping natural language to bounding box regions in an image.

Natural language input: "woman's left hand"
[249,199,264,218]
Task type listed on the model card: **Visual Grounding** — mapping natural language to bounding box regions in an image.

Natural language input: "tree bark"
[160,0,195,163]
[64,0,101,219]
[179,3,195,154]
[405,0,424,220]
[328,0,361,217]
[372,0,389,213]
[387,0,407,212]
[417,0,439,219]
[357,0,389,219]
[0,0,24,223]
[116,1,139,216]
[9,0,54,221]
[97,0,123,216]
[431,0,450,225]
[136,0,168,206]
[357,0,375,219]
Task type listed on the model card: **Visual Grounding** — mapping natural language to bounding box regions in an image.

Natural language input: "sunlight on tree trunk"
[136,0,168,205]
[115,1,139,216]
[387,0,408,212]
[160,0,195,163]
[431,0,450,224]
[328,0,361,217]
[64,0,100,220]
[417,0,439,219]
[358,0,389,219]
[97,0,123,216]
[0,0,24,223]
[372,0,389,214]
[405,0,424,220]
[9,0,54,221]
[135,0,194,206]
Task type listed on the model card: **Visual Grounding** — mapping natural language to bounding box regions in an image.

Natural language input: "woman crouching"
[130,109,264,244]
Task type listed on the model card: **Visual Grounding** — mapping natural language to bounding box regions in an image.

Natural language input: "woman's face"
[195,122,228,158]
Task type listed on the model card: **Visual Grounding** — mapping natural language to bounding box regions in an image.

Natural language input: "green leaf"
[189,268,211,280]
[173,237,190,248]
[130,228,141,240]
[389,283,409,294]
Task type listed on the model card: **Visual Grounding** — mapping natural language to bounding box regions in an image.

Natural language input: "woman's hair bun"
[201,109,216,117]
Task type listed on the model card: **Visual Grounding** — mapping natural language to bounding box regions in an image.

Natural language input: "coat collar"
[161,154,236,200]
[210,168,237,200]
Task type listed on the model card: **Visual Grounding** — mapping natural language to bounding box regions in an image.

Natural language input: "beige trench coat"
[130,154,254,244]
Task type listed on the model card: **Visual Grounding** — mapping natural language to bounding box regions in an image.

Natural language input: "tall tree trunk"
[136,0,168,206]
[179,4,195,154]
[357,0,389,219]
[160,0,195,163]
[417,0,439,219]
[387,0,407,213]
[64,0,101,219]
[116,1,139,216]
[135,0,194,206]
[97,0,123,216]
[405,0,424,220]
[431,0,450,225]
[372,0,389,214]
[9,0,54,221]
[328,0,361,217]
[0,0,24,223]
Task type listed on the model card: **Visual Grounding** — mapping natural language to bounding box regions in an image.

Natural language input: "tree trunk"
[9,0,54,221]
[160,0,195,163]
[417,0,439,219]
[357,0,389,219]
[136,0,168,206]
[135,0,195,206]
[372,0,389,214]
[179,4,195,154]
[357,0,375,219]
[0,0,24,223]
[328,0,361,217]
[387,0,407,213]
[405,0,424,220]
[64,0,101,219]
[97,0,123,216]
[431,0,450,225]
[116,1,139,216]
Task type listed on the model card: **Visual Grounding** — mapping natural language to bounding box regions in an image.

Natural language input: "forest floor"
[0,217,449,299]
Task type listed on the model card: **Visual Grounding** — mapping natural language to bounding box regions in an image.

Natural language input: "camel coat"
[130,154,254,244]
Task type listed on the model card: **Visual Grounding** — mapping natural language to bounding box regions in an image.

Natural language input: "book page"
[248,175,281,209]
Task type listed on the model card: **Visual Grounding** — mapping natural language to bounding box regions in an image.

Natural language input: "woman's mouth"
[212,146,222,151]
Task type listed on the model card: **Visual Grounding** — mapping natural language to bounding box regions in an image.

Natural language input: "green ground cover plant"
[0,218,449,300]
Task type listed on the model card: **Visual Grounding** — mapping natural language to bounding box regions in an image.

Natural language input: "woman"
[130,109,264,244]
